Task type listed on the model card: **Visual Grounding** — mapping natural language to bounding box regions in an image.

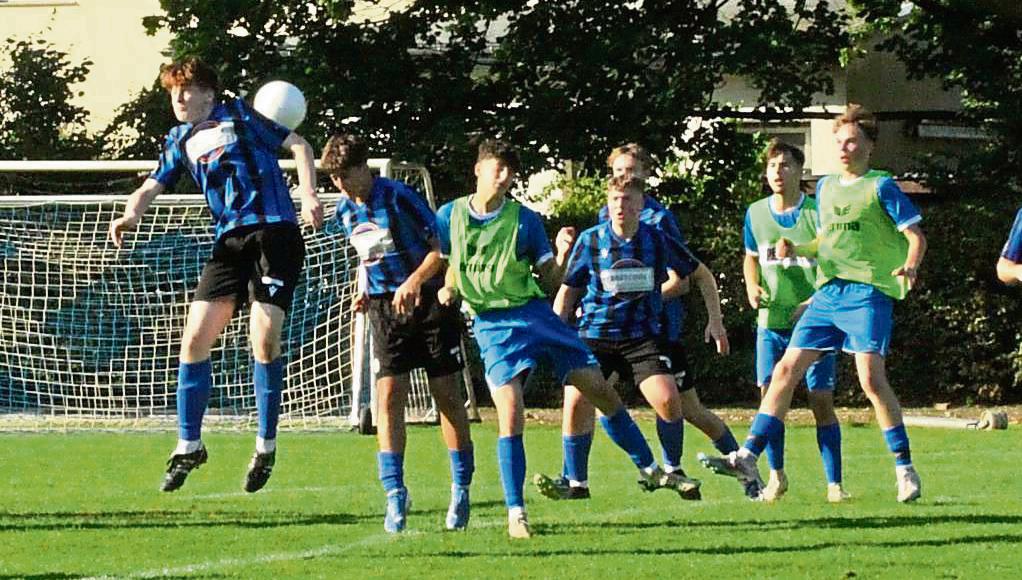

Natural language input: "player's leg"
[161,297,237,492]
[670,342,740,456]
[757,329,789,501]
[634,366,701,500]
[805,352,847,502]
[491,375,531,538]
[242,223,305,493]
[854,352,920,502]
[534,385,595,500]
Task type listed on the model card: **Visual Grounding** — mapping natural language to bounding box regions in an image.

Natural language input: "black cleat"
[161,445,208,492]
[533,473,591,500]
[243,450,276,493]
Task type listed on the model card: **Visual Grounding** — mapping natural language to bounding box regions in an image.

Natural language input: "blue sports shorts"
[756,327,837,390]
[789,279,895,356]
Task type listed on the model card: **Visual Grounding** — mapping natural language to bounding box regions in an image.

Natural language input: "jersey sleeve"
[597,204,609,223]
[436,202,455,257]
[812,178,825,228]
[332,198,353,237]
[237,97,291,151]
[665,234,699,279]
[149,129,185,188]
[876,177,922,231]
[517,206,554,265]
[562,235,590,288]
[1002,207,1022,263]
[743,208,758,255]
[396,184,438,242]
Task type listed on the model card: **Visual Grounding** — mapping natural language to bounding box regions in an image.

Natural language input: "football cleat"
[727,451,765,501]
[508,511,532,539]
[445,484,471,530]
[243,450,276,493]
[533,473,591,500]
[827,483,851,503]
[697,452,739,478]
[761,470,788,502]
[659,469,703,501]
[896,467,921,503]
[384,487,410,533]
[160,445,208,492]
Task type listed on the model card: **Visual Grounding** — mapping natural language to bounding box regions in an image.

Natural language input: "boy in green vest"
[720,106,927,503]
[436,140,676,538]
[714,139,845,502]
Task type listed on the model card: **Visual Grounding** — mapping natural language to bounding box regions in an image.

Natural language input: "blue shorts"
[472,299,598,390]
[790,279,895,356]
[756,327,837,390]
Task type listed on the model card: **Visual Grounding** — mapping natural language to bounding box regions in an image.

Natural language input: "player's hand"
[555,227,577,260]
[892,265,919,290]
[300,191,324,230]
[789,301,810,324]
[437,286,459,307]
[746,285,767,309]
[352,293,368,313]
[705,318,730,355]
[108,214,139,248]
[392,278,422,317]
[775,238,795,259]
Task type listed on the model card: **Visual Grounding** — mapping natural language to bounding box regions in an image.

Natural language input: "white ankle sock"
[256,437,276,454]
[174,439,201,455]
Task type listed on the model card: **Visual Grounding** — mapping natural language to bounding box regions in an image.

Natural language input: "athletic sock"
[712,427,740,455]
[744,413,784,457]
[449,445,475,487]
[763,422,786,471]
[173,439,202,455]
[816,422,842,484]
[255,436,276,455]
[599,407,656,470]
[378,451,404,493]
[177,359,212,441]
[656,416,684,472]
[562,432,593,484]
[254,358,284,440]
[883,423,912,467]
[498,434,526,509]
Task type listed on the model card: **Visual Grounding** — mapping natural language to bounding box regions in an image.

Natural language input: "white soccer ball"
[253,80,307,130]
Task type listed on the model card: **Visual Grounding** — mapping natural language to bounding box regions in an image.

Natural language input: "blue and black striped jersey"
[334,177,441,295]
[150,97,295,240]
[564,220,699,340]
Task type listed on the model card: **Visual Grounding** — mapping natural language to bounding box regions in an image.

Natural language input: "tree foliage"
[0,34,97,159]
[851,0,1022,190]
[105,0,848,195]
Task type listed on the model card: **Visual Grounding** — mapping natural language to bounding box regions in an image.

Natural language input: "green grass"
[0,422,1019,578]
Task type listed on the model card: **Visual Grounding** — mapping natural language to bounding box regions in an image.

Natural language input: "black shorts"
[662,340,693,392]
[583,337,673,388]
[193,222,305,312]
[367,289,464,378]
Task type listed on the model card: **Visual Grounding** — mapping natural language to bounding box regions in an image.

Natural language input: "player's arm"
[776,236,819,259]
[996,257,1022,285]
[743,253,767,308]
[691,262,730,355]
[393,238,445,316]
[109,178,165,248]
[661,269,688,300]
[283,132,323,229]
[553,285,584,324]
[536,226,577,295]
[891,224,926,290]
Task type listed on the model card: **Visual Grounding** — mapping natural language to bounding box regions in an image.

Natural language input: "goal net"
[0,159,470,430]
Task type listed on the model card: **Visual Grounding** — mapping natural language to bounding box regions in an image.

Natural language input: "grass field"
[1,421,1019,578]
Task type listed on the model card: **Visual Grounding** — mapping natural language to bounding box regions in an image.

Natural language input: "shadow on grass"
[585,512,1022,533]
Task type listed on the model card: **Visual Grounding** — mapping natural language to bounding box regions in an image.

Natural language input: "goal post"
[0,159,479,431]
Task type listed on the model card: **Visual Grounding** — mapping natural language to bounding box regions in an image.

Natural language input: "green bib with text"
[748,196,819,329]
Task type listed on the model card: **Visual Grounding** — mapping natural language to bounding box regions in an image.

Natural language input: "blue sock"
[497,435,526,509]
[599,407,655,469]
[883,424,912,467]
[817,422,842,484]
[562,432,593,483]
[177,359,212,441]
[254,358,284,439]
[744,413,784,457]
[378,451,404,492]
[656,417,684,471]
[764,423,786,471]
[712,428,740,454]
[449,445,474,486]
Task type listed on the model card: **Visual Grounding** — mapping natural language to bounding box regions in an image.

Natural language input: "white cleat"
[727,451,765,501]
[827,483,851,503]
[897,467,922,503]
[508,510,532,539]
[761,470,788,502]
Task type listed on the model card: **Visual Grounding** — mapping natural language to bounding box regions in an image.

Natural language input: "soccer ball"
[253,81,307,130]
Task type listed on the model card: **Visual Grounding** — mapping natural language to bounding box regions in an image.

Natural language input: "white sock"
[895,464,914,475]
[568,479,588,488]
[174,439,201,455]
[641,463,659,476]
[508,506,526,522]
[256,437,276,454]
[737,447,756,460]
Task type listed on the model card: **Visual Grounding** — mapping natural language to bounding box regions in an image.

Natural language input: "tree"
[851,0,1022,190]
[105,0,849,195]
[0,34,97,159]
